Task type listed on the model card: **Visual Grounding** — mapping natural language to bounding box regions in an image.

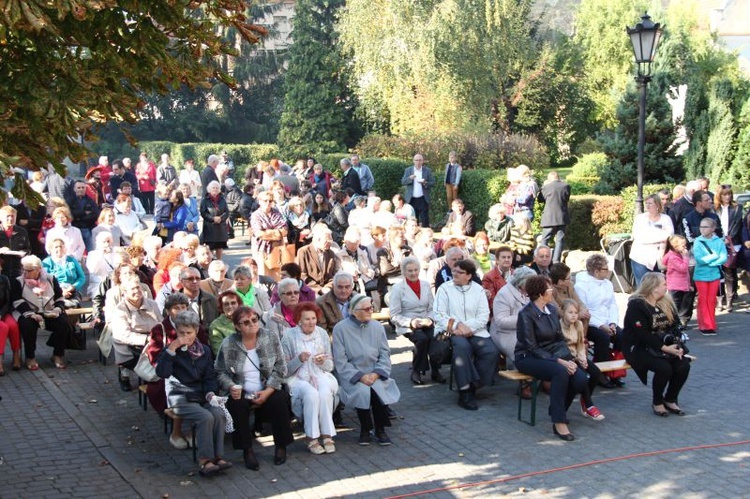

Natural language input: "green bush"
[567,180,593,195]
[571,152,607,176]
[566,196,610,251]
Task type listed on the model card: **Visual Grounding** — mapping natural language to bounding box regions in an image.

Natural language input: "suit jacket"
[296,244,341,295]
[200,165,219,197]
[388,279,433,335]
[539,180,570,227]
[339,168,363,196]
[446,210,476,236]
[401,166,436,203]
[199,278,235,297]
[317,290,360,335]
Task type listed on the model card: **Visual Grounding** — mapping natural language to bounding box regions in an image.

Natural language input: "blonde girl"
[661,235,691,328]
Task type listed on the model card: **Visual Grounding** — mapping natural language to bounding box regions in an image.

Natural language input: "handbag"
[608,350,627,378]
[264,242,283,270]
[134,325,163,382]
[96,323,113,358]
[724,244,738,269]
[66,324,87,351]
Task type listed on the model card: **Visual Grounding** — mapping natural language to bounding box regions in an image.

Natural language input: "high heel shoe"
[652,405,669,417]
[274,446,287,466]
[243,448,259,470]
[664,403,685,416]
[553,424,575,441]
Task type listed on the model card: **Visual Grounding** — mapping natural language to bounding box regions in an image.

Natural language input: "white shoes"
[170,436,189,450]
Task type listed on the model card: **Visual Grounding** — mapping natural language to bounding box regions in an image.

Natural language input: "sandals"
[51,356,66,370]
[214,459,233,471]
[26,360,39,371]
[322,438,336,454]
[308,440,326,455]
[198,461,221,477]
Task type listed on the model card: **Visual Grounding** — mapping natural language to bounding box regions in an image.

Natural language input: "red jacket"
[136,161,157,193]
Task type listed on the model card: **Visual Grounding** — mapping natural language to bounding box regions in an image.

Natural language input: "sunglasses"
[182,276,200,282]
[355,306,374,312]
[239,318,260,326]
[281,290,300,296]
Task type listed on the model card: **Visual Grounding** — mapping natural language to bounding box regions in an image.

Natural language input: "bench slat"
[497,370,534,382]
[594,360,631,373]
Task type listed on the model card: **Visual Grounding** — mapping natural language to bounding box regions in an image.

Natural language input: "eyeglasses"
[281,290,300,296]
[355,306,374,312]
[699,225,713,229]
[239,318,260,326]
[546,287,554,292]
[182,276,201,282]
[221,301,239,308]
[453,270,468,275]
[598,268,610,272]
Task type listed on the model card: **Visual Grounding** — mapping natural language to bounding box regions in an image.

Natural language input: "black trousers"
[226,390,293,450]
[17,314,70,358]
[580,361,602,408]
[357,389,391,433]
[409,196,430,227]
[670,290,694,326]
[139,191,155,215]
[404,327,447,373]
[642,355,691,405]
[586,326,622,363]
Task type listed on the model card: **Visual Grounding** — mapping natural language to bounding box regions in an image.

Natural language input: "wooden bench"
[372,308,390,322]
[500,359,632,426]
[66,307,94,317]
[164,408,197,462]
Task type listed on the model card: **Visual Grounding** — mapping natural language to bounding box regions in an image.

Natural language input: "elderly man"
[350,155,375,193]
[317,272,359,336]
[434,259,498,410]
[179,266,219,329]
[296,225,341,296]
[529,245,553,276]
[338,158,364,196]
[337,227,377,296]
[539,171,570,263]
[401,154,436,228]
[670,180,700,237]
[201,154,220,197]
[444,198,476,237]
[200,260,234,297]
[66,181,99,252]
[434,246,480,291]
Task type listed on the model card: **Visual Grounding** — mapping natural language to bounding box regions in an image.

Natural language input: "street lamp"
[627,12,663,213]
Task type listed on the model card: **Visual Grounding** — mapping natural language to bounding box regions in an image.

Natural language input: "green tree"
[729,96,750,190]
[0,0,264,203]
[277,0,356,156]
[596,73,683,194]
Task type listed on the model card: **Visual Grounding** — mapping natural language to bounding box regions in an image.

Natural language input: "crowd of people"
[1,151,744,468]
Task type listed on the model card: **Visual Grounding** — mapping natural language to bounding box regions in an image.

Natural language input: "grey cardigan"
[214,330,287,392]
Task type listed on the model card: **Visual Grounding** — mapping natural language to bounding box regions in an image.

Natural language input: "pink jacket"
[661,250,690,292]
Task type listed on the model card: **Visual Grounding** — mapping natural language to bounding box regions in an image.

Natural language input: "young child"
[662,235,691,329]
[559,299,605,421]
[153,184,172,240]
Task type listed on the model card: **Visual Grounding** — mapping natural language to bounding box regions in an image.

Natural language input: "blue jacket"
[162,204,188,240]
[42,256,86,292]
[693,235,727,282]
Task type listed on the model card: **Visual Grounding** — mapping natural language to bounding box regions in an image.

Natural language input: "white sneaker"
[169,436,189,450]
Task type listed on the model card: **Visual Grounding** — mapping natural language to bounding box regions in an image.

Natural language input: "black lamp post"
[627,12,663,214]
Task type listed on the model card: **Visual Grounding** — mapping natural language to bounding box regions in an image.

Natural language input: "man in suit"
[538,172,571,263]
[338,158,363,196]
[670,180,700,237]
[316,271,359,336]
[401,154,436,227]
[529,245,552,276]
[201,154,220,197]
[296,225,341,296]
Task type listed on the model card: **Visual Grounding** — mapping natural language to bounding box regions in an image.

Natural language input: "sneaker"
[375,431,392,446]
[582,405,605,421]
[700,329,717,336]
[358,430,372,446]
[169,436,189,450]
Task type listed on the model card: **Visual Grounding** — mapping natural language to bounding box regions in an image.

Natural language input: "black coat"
[0,224,31,279]
[200,195,229,244]
[0,274,11,316]
[200,166,219,197]
[68,195,100,230]
[514,301,570,361]
[539,180,571,227]
[339,168,363,196]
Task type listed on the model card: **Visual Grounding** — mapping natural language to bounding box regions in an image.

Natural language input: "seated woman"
[389,256,446,385]
[44,207,85,262]
[200,260,235,298]
[42,238,86,307]
[0,268,22,374]
[152,247,184,294]
[91,206,123,247]
[155,310,232,477]
[376,225,411,297]
[411,227,436,282]
[10,255,73,370]
[515,275,588,441]
[481,245,514,311]
[208,290,242,355]
[269,262,316,306]
[262,278,299,337]
[284,196,311,250]
[232,265,271,318]
[574,253,624,388]
[109,275,162,391]
[86,231,117,297]
[113,195,144,246]
[623,272,691,417]
[214,306,293,470]
[559,299,605,421]
[281,302,338,455]
[490,266,535,367]
[333,296,400,446]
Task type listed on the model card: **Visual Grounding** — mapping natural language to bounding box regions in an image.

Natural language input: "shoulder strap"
[698,240,713,254]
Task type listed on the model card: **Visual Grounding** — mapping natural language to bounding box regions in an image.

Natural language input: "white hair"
[207,154,219,166]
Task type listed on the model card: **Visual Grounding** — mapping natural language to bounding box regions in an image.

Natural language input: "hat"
[85,166,103,180]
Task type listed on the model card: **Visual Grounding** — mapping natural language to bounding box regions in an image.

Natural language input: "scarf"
[473,253,492,273]
[185,338,205,360]
[237,285,256,308]
[209,193,221,210]
[292,328,327,388]
[281,303,296,327]
[406,278,421,299]
[24,277,50,296]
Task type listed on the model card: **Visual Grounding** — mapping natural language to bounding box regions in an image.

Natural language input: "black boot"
[243,448,259,470]
[458,389,478,410]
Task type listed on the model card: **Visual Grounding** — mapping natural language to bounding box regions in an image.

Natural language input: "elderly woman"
[515,275,588,441]
[86,231,117,296]
[42,238,86,307]
[208,290,242,355]
[109,275,162,391]
[200,180,230,260]
[470,232,493,278]
[270,262,316,305]
[284,196,311,249]
[214,306,293,470]
[10,255,73,369]
[389,256,446,385]
[490,266,536,366]
[328,190,350,245]
[333,295,400,446]
[629,194,674,287]
[155,310,231,477]
[262,278,299,338]
[574,253,624,388]
[200,260,235,297]
[281,302,338,455]
[623,272,691,416]
[92,206,122,247]
[114,194,144,246]
[45,207,85,261]
[0,270,22,374]
[250,189,288,281]
[232,265,271,318]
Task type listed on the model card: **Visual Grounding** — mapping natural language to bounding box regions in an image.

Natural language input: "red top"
[406,279,421,299]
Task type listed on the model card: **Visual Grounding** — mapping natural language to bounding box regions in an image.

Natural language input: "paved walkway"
[1,237,749,498]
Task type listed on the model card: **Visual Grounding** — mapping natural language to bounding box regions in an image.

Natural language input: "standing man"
[351,155,374,193]
[670,180,700,237]
[157,153,179,191]
[201,154,220,197]
[401,154,435,228]
[68,181,99,251]
[338,158,363,196]
[444,151,462,208]
[538,172,571,264]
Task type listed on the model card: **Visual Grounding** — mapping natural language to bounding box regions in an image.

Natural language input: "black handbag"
[65,325,87,351]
